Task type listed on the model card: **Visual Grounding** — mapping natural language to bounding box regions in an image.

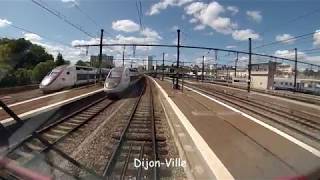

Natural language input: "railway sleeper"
[120,141,167,147]
[120,145,168,156]
[112,132,166,141]
[55,125,74,131]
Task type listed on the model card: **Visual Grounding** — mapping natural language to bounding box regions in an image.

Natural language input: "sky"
[0,0,320,68]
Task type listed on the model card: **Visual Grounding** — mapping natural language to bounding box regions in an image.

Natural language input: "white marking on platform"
[152,78,234,180]
[1,89,104,126]
[0,90,70,110]
[185,85,320,158]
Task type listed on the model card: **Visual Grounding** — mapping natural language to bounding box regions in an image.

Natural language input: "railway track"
[191,82,320,124]
[3,95,115,179]
[201,79,320,105]
[185,83,320,142]
[103,79,167,180]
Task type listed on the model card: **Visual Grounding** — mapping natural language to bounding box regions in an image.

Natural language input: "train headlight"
[41,76,51,86]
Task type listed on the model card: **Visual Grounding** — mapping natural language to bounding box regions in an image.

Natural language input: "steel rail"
[5,96,114,180]
[150,82,159,180]
[186,84,320,142]
[5,95,110,156]
[102,80,146,177]
[191,82,320,129]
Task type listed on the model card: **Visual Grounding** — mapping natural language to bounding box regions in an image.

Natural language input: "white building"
[147,56,153,71]
[276,64,294,77]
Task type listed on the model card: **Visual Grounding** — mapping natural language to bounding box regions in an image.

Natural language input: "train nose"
[104,81,118,89]
[40,76,52,87]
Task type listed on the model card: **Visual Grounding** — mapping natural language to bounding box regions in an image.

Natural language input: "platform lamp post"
[247,38,252,93]
[294,48,298,92]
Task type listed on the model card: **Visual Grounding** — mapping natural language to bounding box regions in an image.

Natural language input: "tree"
[55,53,65,66]
[32,60,56,82]
[0,38,55,87]
[15,68,32,85]
[0,38,53,69]
[76,60,90,66]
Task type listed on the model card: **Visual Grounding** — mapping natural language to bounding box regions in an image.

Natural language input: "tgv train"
[40,65,109,92]
[273,78,320,95]
[104,67,141,97]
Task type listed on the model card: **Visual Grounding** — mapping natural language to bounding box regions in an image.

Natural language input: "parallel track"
[4,95,115,179]
[103,79,166,180]
[185,83,320,142]
[202,79,320,105]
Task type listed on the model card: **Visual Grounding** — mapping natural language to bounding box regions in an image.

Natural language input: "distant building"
[90,54,114,68]
[276,64,294,78]
[250,61,278,90]
[147,56,153,71]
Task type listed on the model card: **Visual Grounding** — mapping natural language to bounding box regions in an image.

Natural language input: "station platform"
[151,78,320,179]
[0,85,103,125]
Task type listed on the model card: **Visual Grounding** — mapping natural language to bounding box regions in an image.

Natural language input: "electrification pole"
[176,29,180,89]
[122,46,125,67]
[162,52,165,81]
[99,29,104,81]
[235,52,238,78]
[202,56,205,81]
[294,48,298,92]
[155,58,158,78]
[248,38,252,93]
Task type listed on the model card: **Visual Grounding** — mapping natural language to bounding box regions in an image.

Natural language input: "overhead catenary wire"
[8,23,73,48]
[73,3,99,28]
[73,42,320,67]
[253,30,319,50]
[31,0,95,38]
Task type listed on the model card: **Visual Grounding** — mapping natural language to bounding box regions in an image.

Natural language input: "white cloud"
[24,33,42,42]
[227,6,239,15]
[112,20,140,32]
[189,18,197,23]
[184,1,237,34]
[30,40,84,63]
[275,34,295,44]
[147,0,193,15]
[246,10,262,23]
[61,0,77,3]
[72,27,162,52]
[226,45,237,49]
[275,50,304,59]
[313,30,320,47]
[232,29,260,41]
[0,18,12,28]
[274,49,320,65]
[71,38,101,46]
[171,25,179,31]
[194,24,205,30]
[140,27,162,40]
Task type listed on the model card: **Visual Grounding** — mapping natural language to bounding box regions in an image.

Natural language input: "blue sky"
[0,0,320,67]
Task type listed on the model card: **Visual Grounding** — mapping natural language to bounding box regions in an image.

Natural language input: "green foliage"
[0,38,53,70]
[32,60,56,82]
[76,60,90,66]
[55,53,65,66]
[14,68,32,85]
[0,38,56,87]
